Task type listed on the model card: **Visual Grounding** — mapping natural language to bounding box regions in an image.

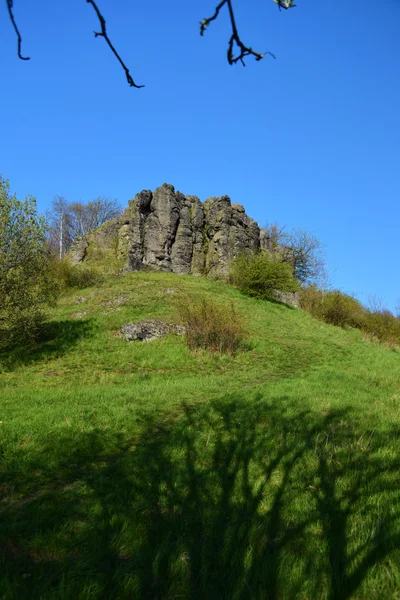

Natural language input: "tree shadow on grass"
[0,319,94,371]
[1,393,400,599]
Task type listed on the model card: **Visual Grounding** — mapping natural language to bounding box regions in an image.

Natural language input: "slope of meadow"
[1,271,400,599]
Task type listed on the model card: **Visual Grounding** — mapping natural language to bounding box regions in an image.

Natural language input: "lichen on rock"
[120,320,186,342]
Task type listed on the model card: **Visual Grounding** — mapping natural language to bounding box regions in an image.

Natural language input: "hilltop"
[1,270,400,599]
[68,183,291,278]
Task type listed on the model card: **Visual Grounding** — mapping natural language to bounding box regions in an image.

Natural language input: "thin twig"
[6,0,30,60]
[86,0,143,88]
[200,0,275,66]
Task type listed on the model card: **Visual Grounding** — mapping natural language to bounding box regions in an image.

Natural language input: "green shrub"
[299,284,324,316]
[177,296,245,354]
[230,250,299,301]
[317,291,364,329]
[362,310,400,346]
[0,177,56,348]
[50,259,103,290]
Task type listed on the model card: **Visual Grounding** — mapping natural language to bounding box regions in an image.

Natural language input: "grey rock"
[120,320,186,342]
[170,193,194,274]
[68,237,89,265]
[101,295,128,307]
[274,291,301,308]
[128,190,152,271]
[142,184,180,271]
[188,196,205,275]
[67,183,289,282]
[74,311,88,319]
[204,195,260,277]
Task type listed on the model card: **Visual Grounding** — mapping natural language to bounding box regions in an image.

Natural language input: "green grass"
[1,271,400,599]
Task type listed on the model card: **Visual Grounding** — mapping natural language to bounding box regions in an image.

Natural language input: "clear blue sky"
[1,0,399,310]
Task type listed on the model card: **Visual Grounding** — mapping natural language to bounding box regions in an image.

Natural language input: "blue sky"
[1,0,399,310]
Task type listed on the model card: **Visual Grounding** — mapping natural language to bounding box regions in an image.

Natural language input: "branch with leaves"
[5,0,295,87]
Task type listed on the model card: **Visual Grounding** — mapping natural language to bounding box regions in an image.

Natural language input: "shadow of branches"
[1,393,400,598]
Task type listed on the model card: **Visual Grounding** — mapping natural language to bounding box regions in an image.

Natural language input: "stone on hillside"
[101,295,128,307]
[69,237,89,264]
[170,192,194,274]
[142,184,180,271]
[188,195,205,275]
[120,320,186,342]
[274,291,301,308]
[66,183,291,281]
[128,189,152,270]
[204,195,261,277]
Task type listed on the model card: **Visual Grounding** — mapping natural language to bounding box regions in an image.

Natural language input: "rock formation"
[120,320,186,342]
[69,183,281,278]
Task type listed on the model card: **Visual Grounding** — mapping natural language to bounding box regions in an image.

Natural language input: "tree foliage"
[263,223,326,285]
[0,176,54,346]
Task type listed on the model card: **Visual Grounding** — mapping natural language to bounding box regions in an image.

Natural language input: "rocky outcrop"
[68,237,89,265]
[121,320,186,342]
[68,183,290,279]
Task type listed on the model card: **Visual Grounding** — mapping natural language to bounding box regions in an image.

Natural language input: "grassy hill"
[1,271,400,599]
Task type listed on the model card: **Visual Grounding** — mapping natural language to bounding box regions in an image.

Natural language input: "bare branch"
[274,0,296,10]
[6,0,296,86]
[200,0,276,66]
[5,0,30,61]
[86,0,144,88]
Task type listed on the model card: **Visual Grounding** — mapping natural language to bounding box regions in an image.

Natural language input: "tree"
[70,197,122,234]
[47,196,122,258]
[46,196,73,259]
[263,223,326,286]
[6,0,296,89]
[0,176,54,346]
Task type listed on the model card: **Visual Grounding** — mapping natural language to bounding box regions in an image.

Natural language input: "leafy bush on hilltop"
[318,291,365,328]
[301,286,400,345]
[300,287,364,328]
[362,309,400,346]
[230,250,299,301]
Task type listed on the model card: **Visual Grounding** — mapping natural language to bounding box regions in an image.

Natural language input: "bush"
[177,296,245,354]
[301,286,400,345]
[300,286,364,329]
[299,284,324,315]
[302,289,363,329]
[0,177,55,347]
[230,250,299,301]
[50,259,103,290]
[362,310,400,346]
[318,292,365,328]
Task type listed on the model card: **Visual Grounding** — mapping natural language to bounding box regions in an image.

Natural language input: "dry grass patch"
[176,296,246,354]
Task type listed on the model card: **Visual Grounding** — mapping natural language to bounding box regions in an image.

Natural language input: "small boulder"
[120,320,185,342]
[274,291,301,308]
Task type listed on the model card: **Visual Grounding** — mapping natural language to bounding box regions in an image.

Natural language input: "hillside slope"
[1,272,400,599]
